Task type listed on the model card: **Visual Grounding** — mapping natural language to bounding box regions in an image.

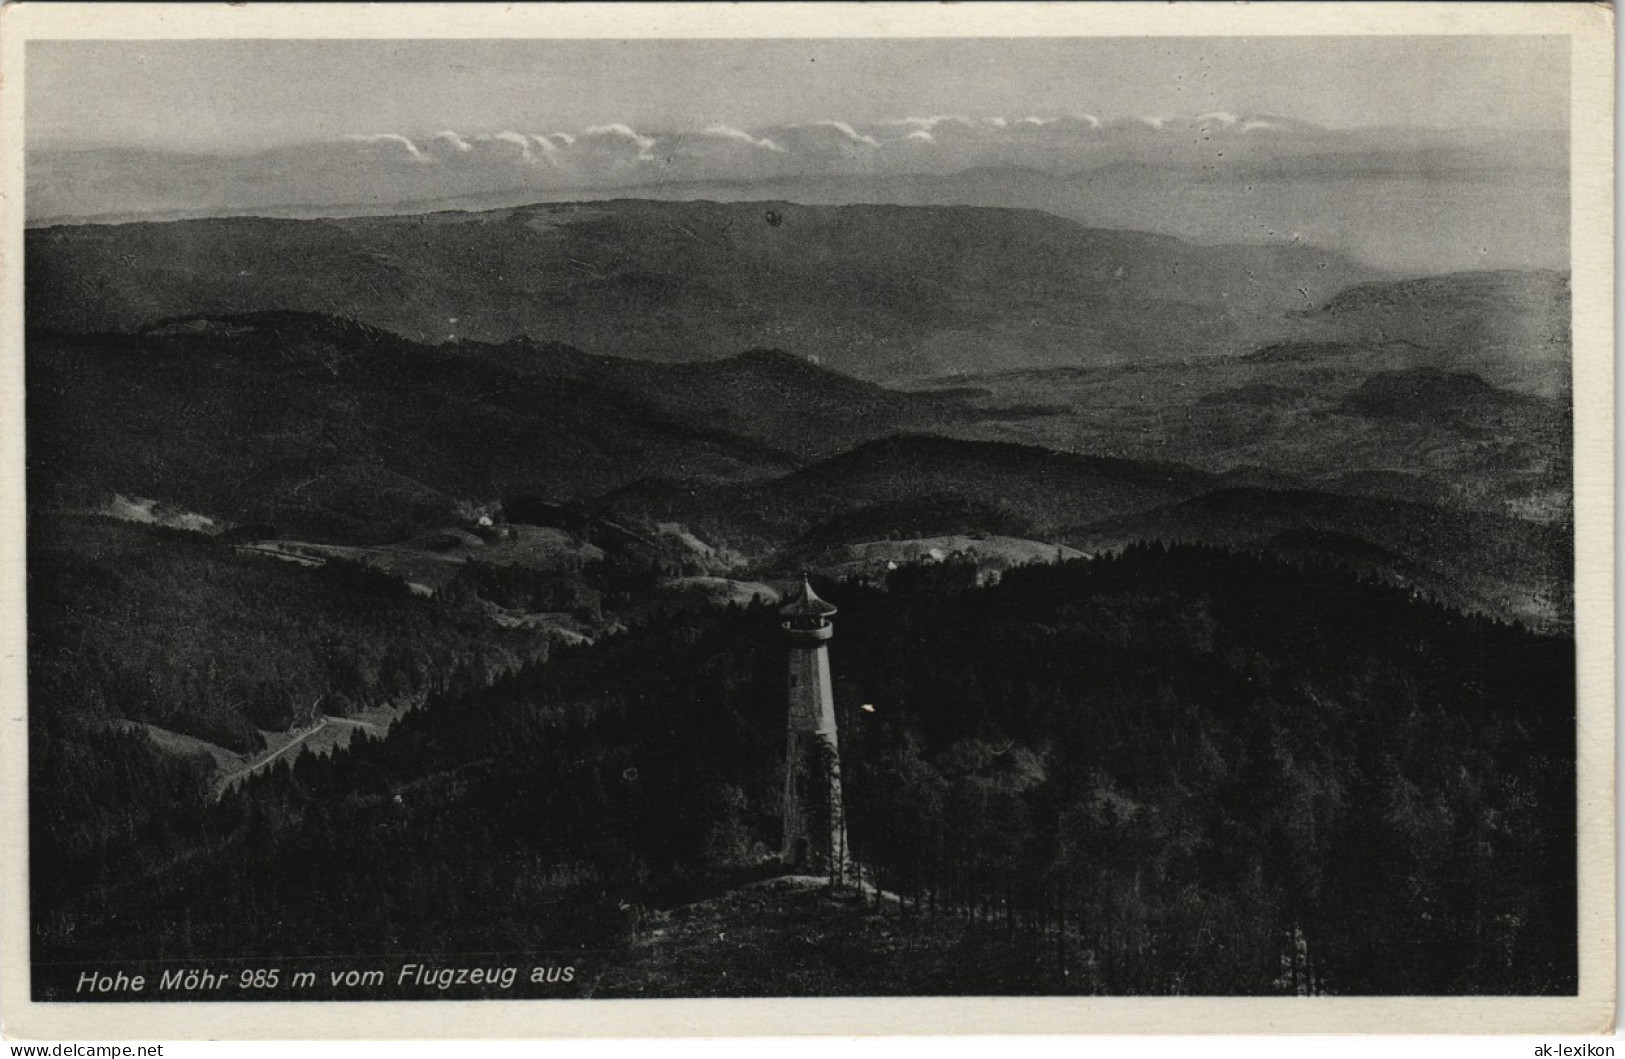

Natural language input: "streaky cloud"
[796,120,880,148]
[702,123,786,153]
[432,129,473,153]
[584,123,657,158]
[480,131,534,162]
[341,132,429,163]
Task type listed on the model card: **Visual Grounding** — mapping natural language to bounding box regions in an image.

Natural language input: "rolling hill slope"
[1072,486,1571,630]
[611,434,1222,558]
[896,269,1572,527]
[27,312,967,542]
[1250,270,1572,399]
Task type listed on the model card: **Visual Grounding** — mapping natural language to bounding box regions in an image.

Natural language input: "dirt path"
[214,720,329,797]
[210,697,417,799]
[321,714,387,733]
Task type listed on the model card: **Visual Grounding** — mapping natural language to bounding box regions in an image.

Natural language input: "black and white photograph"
[0,1,1612,1039]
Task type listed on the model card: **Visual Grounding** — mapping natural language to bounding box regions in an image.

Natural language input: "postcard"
[0,1,1612,1039]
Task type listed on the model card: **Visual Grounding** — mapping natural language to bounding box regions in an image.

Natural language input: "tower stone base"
[781,730,849,881]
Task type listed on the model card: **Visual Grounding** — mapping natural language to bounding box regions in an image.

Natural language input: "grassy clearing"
[593,875,1075,997]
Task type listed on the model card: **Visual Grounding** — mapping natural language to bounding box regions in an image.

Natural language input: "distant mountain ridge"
[27,199,1381,380]
[29,121,1566,275]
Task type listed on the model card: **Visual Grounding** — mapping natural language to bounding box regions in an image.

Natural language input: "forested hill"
[34,545,1575,997]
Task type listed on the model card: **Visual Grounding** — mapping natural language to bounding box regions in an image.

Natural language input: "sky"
[28,35,1568,153]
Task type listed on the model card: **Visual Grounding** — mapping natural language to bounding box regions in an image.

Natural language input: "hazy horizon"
[26,36,1570,276]
[28,36,1568,154]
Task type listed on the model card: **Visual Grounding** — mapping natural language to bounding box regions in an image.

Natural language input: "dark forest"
[32,543,1575,997]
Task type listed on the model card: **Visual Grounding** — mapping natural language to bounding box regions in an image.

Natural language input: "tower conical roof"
[780,575,837,617]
